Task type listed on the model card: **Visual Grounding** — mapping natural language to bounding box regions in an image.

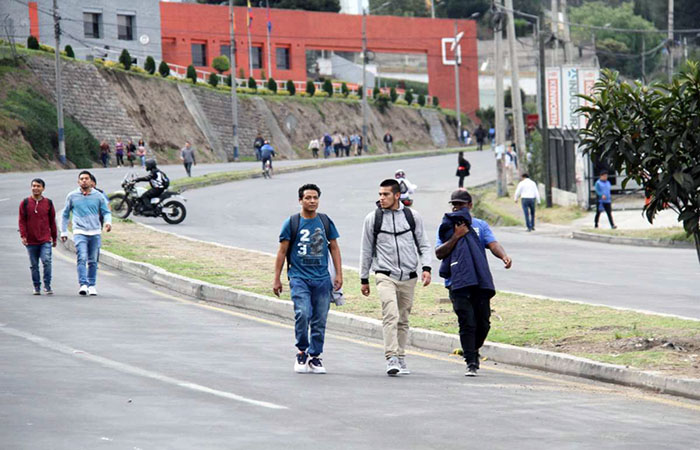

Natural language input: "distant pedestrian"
[308,137,320,159]
[474,125,486,151]
[99,140,111,168]
[435,189,512,377]
[254,133,265,161]
[332,131,342,157]
[594,170,617,229]
[322,133,333,158]
[383,131,394,154]
[114,138,125,167]
[273,184,343,374]
[341,133,351,157]
[180,141,196,177]
[260,140,275,172]
[513,173,541,232]
[356,133,364,156]
[126,139,136,167]
[456,151,471,188]
[61,171,112,296]
[462,128,471,145]
[18,178,57,295]
[137,139,147,167]
[488,127,496,149]
[360,179,432,376]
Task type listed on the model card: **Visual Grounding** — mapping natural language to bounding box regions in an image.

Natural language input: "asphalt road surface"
[132,153,700,319]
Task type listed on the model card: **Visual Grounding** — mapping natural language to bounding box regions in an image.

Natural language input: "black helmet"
[145,159,157,171]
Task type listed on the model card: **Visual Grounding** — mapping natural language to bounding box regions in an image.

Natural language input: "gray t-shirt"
[181,146,196,164]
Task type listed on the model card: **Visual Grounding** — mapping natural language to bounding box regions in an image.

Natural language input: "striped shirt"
[61,188,112,236]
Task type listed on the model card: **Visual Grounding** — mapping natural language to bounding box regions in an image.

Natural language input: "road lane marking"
[0,198,9,202]
[147,288,700,413]
[0,324,287,410]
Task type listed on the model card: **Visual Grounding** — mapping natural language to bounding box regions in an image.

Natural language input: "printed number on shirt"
[296,229,310,255]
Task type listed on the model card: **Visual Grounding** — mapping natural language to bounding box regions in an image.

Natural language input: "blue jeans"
[74,234,101,287]
[521,198,536,230]
[289,277,332,356]
[27,242,52,290]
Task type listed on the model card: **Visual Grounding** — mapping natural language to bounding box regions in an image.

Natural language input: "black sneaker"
[308,356,326,374]
[465,364,478,377]
[294,351,309,373]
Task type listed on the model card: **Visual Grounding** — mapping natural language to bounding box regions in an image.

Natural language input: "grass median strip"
[582,227,693,243]
[103,220,700,378]
[170,147,471,191]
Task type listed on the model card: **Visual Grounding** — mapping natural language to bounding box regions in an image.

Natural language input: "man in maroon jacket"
[18,178,57,295]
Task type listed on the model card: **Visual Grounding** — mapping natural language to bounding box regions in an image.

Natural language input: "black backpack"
[371,207,422,257]
[286,213,332,269]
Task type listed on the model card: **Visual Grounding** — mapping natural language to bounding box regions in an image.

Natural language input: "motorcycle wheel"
[108,193,132,219]
[161,200,187,224]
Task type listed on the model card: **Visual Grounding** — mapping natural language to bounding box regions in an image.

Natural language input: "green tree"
[306,80,316,96]
[226,74,233,87]
[405,90,414,105]
[432,96,439,107]
[579,64,700,263]
[64,45,75,58]
[119,49,132,70]
[144,56,156,74]
[286,80,296,95]
[357,84,363,99]
[212,55,230,74]
[27,35,39,50]
[248,76,257,90]
[341,82,349,97]
[322,78,333,97]
[417,93,426,107]
[504,87,525,109]
[267,77,278,93]
[389,87,398,103]
[187,65,197,83]
[375,93,391,113]
[476,106,494,127]
[158,61,170,77]
[208,72,219,87]
[372,86,380,99]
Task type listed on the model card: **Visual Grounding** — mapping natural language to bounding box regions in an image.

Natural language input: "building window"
[276,47,290,70]
[83,13,101,39]
[192,43,207,67]
[117,15,134,41]
[252,46,262,69]
[220,45,231,57]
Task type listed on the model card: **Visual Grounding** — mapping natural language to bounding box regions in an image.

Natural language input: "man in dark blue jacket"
[436,189,512,377]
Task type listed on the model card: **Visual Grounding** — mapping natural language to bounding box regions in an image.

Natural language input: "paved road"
[135,153,700,319]
[1,239,699,448]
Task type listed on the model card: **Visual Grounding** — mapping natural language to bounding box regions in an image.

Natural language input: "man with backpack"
[18,178,57,295]
[360,179,432,376]
[134,159,170,213]
[273,184,343,374]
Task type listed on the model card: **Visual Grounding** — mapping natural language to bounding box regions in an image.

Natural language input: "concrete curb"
[62,239,700,401]
[572,231,694,249]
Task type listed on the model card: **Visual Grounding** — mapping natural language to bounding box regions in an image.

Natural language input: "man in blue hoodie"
[594,170,617,229]
[435,189,511,377]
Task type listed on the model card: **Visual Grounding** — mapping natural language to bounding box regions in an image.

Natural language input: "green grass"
[582,227,693,243]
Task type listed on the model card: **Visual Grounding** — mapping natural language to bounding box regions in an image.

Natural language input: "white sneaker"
[398,357,411,375]
[294,352,309,373]
[78,285,88,296]
[386,356,400,376]
[308,356,327,374]
[87,286,98,296]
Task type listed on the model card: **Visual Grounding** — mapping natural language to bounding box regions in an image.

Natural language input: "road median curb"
[572,231,694,249]
[61,239,700,401]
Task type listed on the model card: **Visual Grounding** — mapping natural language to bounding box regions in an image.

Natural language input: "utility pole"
[265,0,272,80]
[641,37,646,83]
[539,30,552,208]
[361,5,368,154]
[494,2,507,197]
[453,21,462,144]
[430,0,435,19]
[229,0,239,161]
[667,0,673,82]
[504,0,527,177]
[551,0,558,66]
[560,0,573,63]
[52,0,66,164]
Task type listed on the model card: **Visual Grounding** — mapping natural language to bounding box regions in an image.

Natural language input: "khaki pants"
[376,273,417,359]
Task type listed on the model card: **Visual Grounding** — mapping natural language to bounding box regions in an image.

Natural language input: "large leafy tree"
[579,63,700,263]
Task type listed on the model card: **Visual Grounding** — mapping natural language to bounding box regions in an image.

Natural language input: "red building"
[160,3,478,114]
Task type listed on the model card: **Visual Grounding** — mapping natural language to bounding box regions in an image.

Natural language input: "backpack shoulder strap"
[286,213,301,266]
[371,207,383,257]
[402,207,422,256]
[317,213,331,244]
[22,197,29,217]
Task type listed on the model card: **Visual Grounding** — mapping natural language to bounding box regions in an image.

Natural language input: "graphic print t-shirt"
[279,215,339,280]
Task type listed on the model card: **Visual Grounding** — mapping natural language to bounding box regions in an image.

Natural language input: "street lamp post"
[452,22,463,143]
[229,0,239,161]
[361,7,368,154]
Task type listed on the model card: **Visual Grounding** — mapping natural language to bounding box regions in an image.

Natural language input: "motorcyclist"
[134,159,170,212]
[260,140,275,172]
[394,169,417,204]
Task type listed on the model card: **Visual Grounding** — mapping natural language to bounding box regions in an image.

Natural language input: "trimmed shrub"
[39,44,54,53]
[405,90,413,105]
[119,49,132,71]
[212,55,230,74]
[27,35,39,50]
[186,65,197,83]
[389,87,398,103]
[417,93,426,107]
[267,77,277,93]
[286,79,296,96]
[306,80,316,96]
[144,56,156,75]
[64,45,75,58]
[314,90,330,98]
[375,93,391,113]
[347,94,360,101]
[322,79,333,97]
[225,74,233,87]
[158,61,170,77]
[130,66,147,74]
[341,82,349,97]
[373,86,380,99]
[357,85,363,99]
[248,76,257,90]
[432,96,439,107]
[395,99,408,106]
[208,72,219,87]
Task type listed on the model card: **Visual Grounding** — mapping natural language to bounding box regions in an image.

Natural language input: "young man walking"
[513,173,541,232]
[273,184,343,374]
[360,179,432,376]
[61,171,112,296]
[180,141,196,177]
[436,190,511,377]
[594,170,617,229]
[18,178,57,295]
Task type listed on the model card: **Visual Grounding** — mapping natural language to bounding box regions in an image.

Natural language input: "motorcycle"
[108,173,188,224]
